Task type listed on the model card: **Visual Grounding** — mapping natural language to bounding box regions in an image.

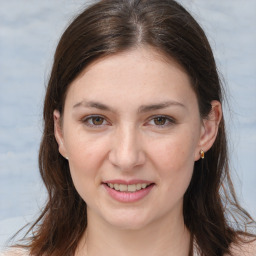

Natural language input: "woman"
[3,0,256,255]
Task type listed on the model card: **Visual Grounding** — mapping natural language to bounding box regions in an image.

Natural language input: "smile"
[106,183,151,192]
[103,181,155,203]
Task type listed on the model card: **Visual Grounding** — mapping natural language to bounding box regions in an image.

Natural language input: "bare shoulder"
[0,248,29,256]
[229,238,256,256]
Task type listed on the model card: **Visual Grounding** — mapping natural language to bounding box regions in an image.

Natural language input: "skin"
[54,47,222,256]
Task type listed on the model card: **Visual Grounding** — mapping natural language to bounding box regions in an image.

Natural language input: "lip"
[102,179,155,203]
[103,179,153,185]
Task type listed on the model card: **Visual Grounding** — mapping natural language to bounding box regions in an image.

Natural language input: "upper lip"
[103,179,154,185]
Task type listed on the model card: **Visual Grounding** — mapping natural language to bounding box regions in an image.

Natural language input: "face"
[54,47,217,230]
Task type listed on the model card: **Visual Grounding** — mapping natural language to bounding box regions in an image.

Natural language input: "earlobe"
[53,110,68,158]
[194,100,222,160]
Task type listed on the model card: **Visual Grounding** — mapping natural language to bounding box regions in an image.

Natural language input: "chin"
[109,219,150,231]
[103,209,152,230]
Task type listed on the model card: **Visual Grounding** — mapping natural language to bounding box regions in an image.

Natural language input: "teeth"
[141,184,147,189]
[128,184,136,192]
[119,184,127,192]
[114,184,119,191]
[107,183,150,192]
[136,184,142,190]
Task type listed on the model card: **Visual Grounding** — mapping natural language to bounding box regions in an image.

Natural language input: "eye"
[153,116,168,126]
[82,115,109,127]
[146,115,176,128]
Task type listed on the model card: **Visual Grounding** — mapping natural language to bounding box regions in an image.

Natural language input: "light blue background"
[0,0,255,249]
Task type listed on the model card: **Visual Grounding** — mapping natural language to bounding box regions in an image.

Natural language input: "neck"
[76,209,191,256]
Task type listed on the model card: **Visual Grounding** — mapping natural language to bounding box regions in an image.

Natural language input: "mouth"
[102,180,155,202]
[105,182,153,192]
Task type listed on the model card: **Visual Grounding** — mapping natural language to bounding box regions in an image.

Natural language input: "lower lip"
[103,184,154,203]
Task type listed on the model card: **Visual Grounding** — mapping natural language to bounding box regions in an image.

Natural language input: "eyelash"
[81,115,176,128]
[146,115,176,128]
[81,115,110,128]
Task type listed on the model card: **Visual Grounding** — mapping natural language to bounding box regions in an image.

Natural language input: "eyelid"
[81,114,111,128]
[80,114,176,128]
[145,115,176,127]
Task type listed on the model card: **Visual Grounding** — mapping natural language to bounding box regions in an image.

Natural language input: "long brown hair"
[15,0,255,255]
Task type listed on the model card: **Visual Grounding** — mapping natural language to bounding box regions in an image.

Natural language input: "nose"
[108,125,146,171]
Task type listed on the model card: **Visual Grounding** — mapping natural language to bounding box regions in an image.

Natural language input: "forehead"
[78,46,188,83]
[65,47,197,110]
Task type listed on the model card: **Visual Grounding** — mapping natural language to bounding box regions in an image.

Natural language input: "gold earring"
[200,149,205,159]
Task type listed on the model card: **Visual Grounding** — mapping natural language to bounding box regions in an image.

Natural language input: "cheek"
[66,130,109,169]
[148,131,198,191]
[150,134,196,171]
[144,134,196,213]
[64,132,110,197]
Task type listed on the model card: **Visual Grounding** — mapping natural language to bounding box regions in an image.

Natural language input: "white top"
[0,248,29,256]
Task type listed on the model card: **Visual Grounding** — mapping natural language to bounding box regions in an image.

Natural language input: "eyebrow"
[73,100,114,111]
[73,100,185,113]
[138,101,186,113]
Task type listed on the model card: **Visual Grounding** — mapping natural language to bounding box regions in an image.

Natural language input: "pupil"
[93,117,103,125]
[154,117,166,125]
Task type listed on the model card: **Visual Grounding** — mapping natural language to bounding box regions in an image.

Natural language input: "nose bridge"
[109,123,145,170]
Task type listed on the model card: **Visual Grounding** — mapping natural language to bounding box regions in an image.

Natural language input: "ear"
[53,110,68,159]
[194,100,222,161]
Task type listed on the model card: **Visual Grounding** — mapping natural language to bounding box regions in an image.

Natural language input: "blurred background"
[0,0,255,249]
